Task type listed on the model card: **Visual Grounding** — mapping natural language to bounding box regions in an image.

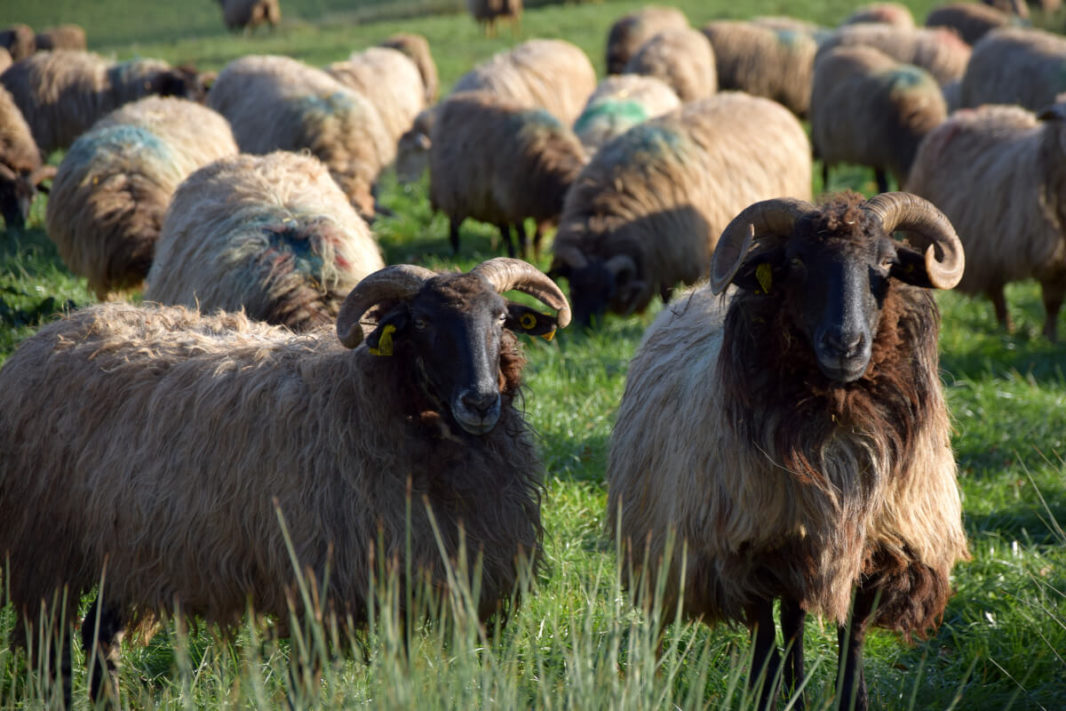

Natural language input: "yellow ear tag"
[541,327,557,342]
[369,324,396,356]
[755,263,773,294]
[519,312,538,330]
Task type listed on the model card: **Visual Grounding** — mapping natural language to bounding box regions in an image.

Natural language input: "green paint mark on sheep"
[573,101,649,134]
[67,124,176,171]
[615,123,686,162]
[295,91,362,120]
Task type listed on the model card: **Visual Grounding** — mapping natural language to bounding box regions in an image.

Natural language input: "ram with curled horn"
[0,257,569,707]
[608,191,969,711]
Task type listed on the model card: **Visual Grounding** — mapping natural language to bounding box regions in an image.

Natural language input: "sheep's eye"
[497,312,507,325]
[413,318,428,330]
[790,257,805,270]
[879,256,895,271]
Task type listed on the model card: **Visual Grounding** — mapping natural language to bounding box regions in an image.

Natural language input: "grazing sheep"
[218,0,281,31]
[325,47,425,143]
[608,191,968,711]
[34,24,87,52]
[925,3,1011,46]
[44,96,238,299]
[0,85,54,229]
[430,91,587,258]
[0,50,202,154]
[0,24,35,61]
[959,27,1066,112]
[622,27,717,103]
[573,75,681,152]
[0,256,570,706]
[811,45,947,193]
[906,102,1066,339]
[842,2,917,28]
[207,54,393,217]
[379,33,438,104]
[701,20,818,116]
[146,152,384,331]
[466,0,522,37]
[606,5,689,75]
[395,105,437,184]
[452,39,597,125]
[817,23,972,86]
[550,92,811,326]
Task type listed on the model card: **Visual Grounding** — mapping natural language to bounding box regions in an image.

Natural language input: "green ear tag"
[519,312,538,330]
[369,324,396,356]
[755,263,773,294]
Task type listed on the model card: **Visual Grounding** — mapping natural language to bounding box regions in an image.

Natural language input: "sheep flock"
[2,0,1065,708]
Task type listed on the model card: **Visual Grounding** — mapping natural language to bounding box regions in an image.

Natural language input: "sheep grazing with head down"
[606,5,690,75]
[325,47,426,144]
[0,85,54,229]
[550,92,811,327]
[44,96,238,299]
[959,27,1066,112]
[0,257,570,707]
[146,151,384,332]
[467,0,522,37]
[207,54,393,218]
[622,27,717,103]
[218,0,281,31]
[906,101,1066,340]
[608,191,969,711]
[810,45,947,193]
[429,91,587,258]
[379,33,438,104]
[573,75,681,153]
[0,50,202,154]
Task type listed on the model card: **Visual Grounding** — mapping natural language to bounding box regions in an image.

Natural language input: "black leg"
[1040,278,1065,341]
[836,588,876,711]
[874,168,889,194]
[748,597,781,711]
[81,597,125,706]
[987,286,1013,332]
[781,597,806,710]
[497,223,516,258]
[449,217,462,254]
[821,161,830,192]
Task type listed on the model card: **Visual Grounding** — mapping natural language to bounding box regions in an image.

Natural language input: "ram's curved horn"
[471,258,572,329]
[710,198,815,294]
[336,265,437,348]
[864,192,965,290]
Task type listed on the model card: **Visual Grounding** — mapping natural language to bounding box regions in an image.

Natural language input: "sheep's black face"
[561,260,644,328]
[0,176,33,230]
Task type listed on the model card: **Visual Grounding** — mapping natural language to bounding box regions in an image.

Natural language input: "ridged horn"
[864,192,965,289]
[336,264,437,348]
[710,198,815,294]
[471,257,572,329]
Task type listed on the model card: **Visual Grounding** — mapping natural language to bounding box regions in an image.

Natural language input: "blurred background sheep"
[0,50,203,154]
[0,84,54,230]
[701,19,818,116]
[44,96,238,299]
[0,24,35,61]
[34,24,87,52]
[378,33,438,104]
[207,54,393,218]
[811,45,946,193]
[146,151,384,331]
[467,0,522,37]
[325,46,426,145]
[605,5,689,75]
[817,23,972,87]
[622,26,717,102]
[218,0,281,32]
[959,27,1066,111]
[925,2,1012,46]
[572,75,681,153]
[841,2,916,28]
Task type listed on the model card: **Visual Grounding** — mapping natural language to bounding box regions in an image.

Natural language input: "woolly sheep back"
[0,24,34,61]
[606,5,690,75]
[44,96,238,298]
[207,54,393,217]
[623,27,717,103]
[379,33,438,104]
[146,151,384,331]
[925,3,1011,46]
[841,3,916,29]
[325,46,425,143]
[34,24,87,52]
[0,84,43,178]
[573,75,681,152]
[817,23,972,86]
[959,27,1066,111]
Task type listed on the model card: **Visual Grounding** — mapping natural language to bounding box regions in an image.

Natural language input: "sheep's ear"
[505,303,558,341]
[366,311,408,356]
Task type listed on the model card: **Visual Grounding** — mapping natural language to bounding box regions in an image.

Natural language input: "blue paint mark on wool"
[295,91,361,120]
[615,122,685,161]
[257,220,326,279]
[884,65,934,94]
[67,124,176,167]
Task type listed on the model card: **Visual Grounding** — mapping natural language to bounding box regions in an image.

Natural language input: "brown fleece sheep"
[0,50,201,154]
[452,39,597,125]
[608,192,968,711]
[429,91,587,258]
[606,5,690,75]
[0,84,54,229]
[550,92,811,326]
[623,27,717,103]
[44,96,237,299]
[0,257,570,706]
[817,23,972,86]
[811,45,947,193]
[925,3,1011,46]
[959,27,1066,112]
[34,24,87,52]
[218,0,281,31]
[467,0,522,37]
[842,2,917,28]
[573,75,681,153]
[906,102,1066,339]
[0,24,34,61]
[325,47,425,143]
[701,19,818,116]
[207,54,393,217]
[379,33,438,104]
[146,152,384,331]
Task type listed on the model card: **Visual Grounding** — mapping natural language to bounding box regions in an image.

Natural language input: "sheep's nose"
[461,390,499,417]
[821,329,864,358]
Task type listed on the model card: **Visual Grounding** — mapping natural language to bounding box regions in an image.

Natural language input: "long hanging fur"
[622,27,717,103]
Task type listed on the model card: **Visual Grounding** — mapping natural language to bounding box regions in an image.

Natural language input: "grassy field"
[2,0,1066,708]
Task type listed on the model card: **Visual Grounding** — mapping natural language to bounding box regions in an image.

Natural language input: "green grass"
[3,0,1066,708]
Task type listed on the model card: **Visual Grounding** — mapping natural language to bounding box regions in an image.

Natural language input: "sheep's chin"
[452,406,502,436]
[816,356,870,384]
